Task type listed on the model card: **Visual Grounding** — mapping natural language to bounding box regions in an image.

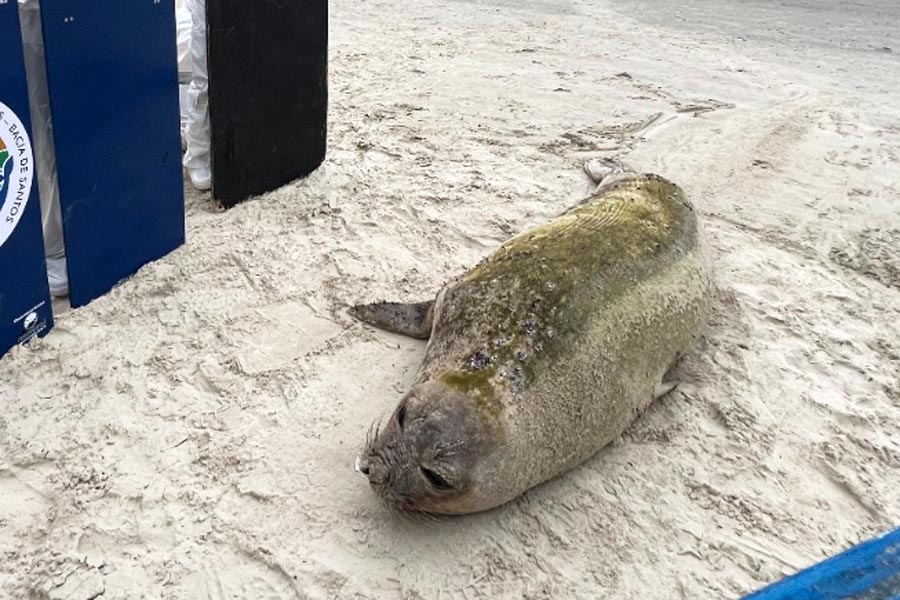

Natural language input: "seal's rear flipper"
[653,380,678,400]
[349,300,435,340]
[583,158,630,184]
[653,363,681,399]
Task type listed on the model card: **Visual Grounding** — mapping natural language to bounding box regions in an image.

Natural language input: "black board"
[207,0,328,208]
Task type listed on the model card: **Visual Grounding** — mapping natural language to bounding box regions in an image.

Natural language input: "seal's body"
[353,161,714,515]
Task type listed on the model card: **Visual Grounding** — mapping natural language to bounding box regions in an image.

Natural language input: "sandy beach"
[2,0,899,598]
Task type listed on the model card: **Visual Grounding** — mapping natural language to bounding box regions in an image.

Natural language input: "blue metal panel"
[0,0,54,359]
[39,0,185,308]
[742,527,900,600]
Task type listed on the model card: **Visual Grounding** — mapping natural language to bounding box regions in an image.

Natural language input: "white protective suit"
[180,0,212,191]
[17,0,67,297]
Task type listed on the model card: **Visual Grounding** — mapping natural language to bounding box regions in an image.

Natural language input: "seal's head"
[357,380,498,516]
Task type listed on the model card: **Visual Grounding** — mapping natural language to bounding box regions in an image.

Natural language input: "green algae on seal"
[352,159,715,516]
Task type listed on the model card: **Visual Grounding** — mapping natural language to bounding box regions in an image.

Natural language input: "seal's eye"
[396,403,407,429]
[420,466,452,491]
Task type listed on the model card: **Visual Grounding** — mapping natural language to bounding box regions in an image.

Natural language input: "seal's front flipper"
[349,300,435,340]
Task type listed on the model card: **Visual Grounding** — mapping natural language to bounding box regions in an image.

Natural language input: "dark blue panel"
[40,0,185,308]
[0,1,54,359]
[742,527,900,600]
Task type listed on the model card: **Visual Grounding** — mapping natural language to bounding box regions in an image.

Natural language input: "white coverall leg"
[17,0,67,297]
[182,0,212,191]
[176,2,192,151]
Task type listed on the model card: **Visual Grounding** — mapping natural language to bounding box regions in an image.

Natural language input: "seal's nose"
[355,455,371,476]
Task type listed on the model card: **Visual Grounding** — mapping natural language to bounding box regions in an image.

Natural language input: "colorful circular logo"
[0,100,35,250]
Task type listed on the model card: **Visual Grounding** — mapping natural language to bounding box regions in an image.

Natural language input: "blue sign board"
[0,0,54,359]
[40,0,185,307]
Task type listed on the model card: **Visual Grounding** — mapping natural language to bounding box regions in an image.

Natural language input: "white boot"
[189,166,212,191]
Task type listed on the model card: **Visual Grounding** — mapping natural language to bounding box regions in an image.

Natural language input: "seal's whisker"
[382,493,414,523]
[433,440,467,457]
[409,508,442,525]
[364,417,386,455]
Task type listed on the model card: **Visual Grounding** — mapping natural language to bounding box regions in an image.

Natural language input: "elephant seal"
[352,159,714,515]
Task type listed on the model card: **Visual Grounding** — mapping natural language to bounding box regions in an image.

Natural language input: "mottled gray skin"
[354,162,714,515]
